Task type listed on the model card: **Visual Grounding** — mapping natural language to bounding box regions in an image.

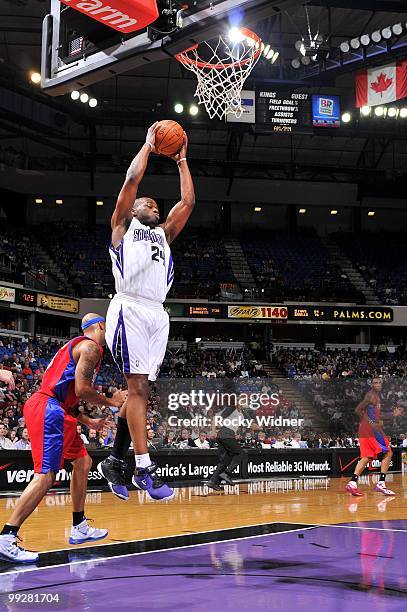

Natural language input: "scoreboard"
[256,89,312,133]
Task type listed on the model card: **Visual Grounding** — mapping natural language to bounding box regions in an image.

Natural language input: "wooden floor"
[1,473,407,553]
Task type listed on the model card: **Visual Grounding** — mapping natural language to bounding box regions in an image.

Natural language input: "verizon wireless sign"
[60,0,159,33]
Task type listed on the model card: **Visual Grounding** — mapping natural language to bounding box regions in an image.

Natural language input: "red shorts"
[24,393,87,474]
[358,425,390,459]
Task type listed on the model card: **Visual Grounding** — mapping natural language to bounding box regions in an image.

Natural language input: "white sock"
[135,453,151,469]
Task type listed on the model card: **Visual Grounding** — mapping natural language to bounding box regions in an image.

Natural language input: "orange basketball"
[155,120,184,156]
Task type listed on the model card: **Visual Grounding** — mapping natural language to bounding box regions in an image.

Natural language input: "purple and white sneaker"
[132,463,174,501]
[108,482,129,501]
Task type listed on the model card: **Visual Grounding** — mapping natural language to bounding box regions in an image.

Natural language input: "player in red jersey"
[0,313,127,563]
[345,377,402,497]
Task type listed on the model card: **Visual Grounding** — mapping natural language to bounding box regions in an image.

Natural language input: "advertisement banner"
[0,286,15,303]
[228,305,288,320]
[37,293,79,313]
[247,451,332,477]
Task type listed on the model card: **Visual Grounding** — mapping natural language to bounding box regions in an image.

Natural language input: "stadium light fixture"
[330,209,338,215]
[71,91,80,100]
[374,106,385,117]
[392,23,403,36]
[229,27,245,44]
[291,58,301,69]
[189,104,199,116]
[295,39,304,52]
[341,112,351,123]
[80,93,89,103]
[360,105,371,116]
[30,71,41,84]
[340,41,350,53]
[96,200,104,206]
[367,211,375,216]
[254,207,262,212]
[299,208,307,214]
[301,56,311,66]
[350,38,360,50]
[55,199,63,205]
[35,198,43,204]
[89,98,98,108]
[174,103,184,114]
[360,34,370,46]
[382,27,392,40]
[371,31,382,43]
[387,107,398,118]
[400,107,407,118]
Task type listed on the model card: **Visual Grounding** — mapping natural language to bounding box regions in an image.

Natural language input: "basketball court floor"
[0,473,406,610]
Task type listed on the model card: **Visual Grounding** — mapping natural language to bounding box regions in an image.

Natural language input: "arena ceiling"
[1,0,407,188]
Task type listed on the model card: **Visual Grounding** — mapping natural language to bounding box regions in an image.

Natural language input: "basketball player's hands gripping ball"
[145,121,160,152]
[154,120,186,158]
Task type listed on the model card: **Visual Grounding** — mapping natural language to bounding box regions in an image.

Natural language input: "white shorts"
[106,294,169,381]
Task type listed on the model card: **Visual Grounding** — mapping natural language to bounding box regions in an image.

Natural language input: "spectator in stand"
[87,429,102,450]
[0,424,13,450]
[14,428,31,450]
[146,427,162,450]
[194,431,210,449]
[177,429,195,449]
[77,424,89,445]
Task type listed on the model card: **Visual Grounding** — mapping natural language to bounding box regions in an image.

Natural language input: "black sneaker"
[219,471,234,485]
[206,480,222,491]
[97,456,127,485]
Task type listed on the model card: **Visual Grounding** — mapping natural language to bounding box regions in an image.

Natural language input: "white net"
[176,32,261,120]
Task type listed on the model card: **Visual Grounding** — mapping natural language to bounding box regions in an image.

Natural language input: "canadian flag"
[355,60,407,107]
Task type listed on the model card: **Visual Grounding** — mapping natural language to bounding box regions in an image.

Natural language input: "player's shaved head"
[81,312,103,329]
[81,313,106,346]
[132,197,159,227]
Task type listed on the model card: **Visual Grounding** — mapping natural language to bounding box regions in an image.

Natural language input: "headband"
[82,316,105,331]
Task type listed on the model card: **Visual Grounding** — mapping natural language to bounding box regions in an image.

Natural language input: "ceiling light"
[371,31,382,43]
[367,211,375,217]
[254,207,262,212]
[387,107,398,118]
[360,105,371,116]
[341,112,351,123]
[360,34,370,46]
[80,93,89,103]
[266,48,275,60]
[174,103,184,114]
[330,209,338,215]
[374,106,385,117]
[189,104,199,116]
[30,71,41,84]
[299,208,306,214]
[291,58,301,69]
[229,27,245,44]
[71,91,80,100]
[340,41,350,53]
[56,199,63,205]
[35,198,43,204]
[382,27,392,40]
[392,23,403,36]
[399,107,407,118]
[89,98,98,108]
[295,39,304,52]
[350,38,360,50]
[96,200,104,206]
[301,56,311,65]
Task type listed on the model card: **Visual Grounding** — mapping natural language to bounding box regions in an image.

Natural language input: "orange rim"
[175,28,262,70]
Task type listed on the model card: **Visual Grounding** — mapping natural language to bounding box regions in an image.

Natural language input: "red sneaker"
[345,482,363,497]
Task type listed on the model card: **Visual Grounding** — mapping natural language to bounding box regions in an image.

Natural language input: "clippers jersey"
[109,218,174,303]
[39,336,103,415]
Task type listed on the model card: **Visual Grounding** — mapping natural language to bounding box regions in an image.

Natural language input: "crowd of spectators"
[274,345,407,436]
[2,333,407,455]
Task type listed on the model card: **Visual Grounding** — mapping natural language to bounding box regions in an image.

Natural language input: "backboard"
[41,0,299,96]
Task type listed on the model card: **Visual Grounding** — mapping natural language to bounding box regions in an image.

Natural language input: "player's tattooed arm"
[75,341,126,408]
[111,122,159,244]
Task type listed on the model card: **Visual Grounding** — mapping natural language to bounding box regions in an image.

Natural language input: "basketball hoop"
[175,28,262,120]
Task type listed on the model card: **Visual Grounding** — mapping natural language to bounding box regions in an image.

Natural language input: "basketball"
[155,120,184,156]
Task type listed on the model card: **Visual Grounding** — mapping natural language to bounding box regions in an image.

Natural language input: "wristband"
[177,157,187,165]
[145,141,153,150]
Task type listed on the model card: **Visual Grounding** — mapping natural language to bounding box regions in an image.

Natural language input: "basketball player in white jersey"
[98,123,195,501]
